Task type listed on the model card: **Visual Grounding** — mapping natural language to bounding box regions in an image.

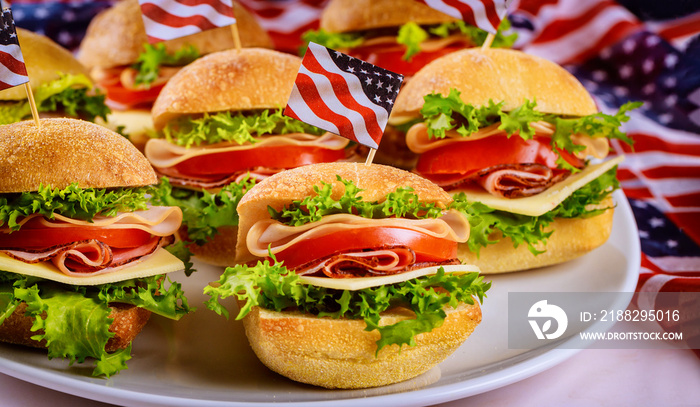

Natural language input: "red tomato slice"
[274,227,457,268]
[0,227,153,250]
[415,135,584,176]
[164,145,347,177]
[99,81,164,108]
[350,44,468,77]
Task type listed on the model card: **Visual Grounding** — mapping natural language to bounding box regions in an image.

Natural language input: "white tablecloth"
[0,347,698,407]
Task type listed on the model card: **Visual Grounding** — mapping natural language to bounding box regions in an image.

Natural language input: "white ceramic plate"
[0,190,640,406]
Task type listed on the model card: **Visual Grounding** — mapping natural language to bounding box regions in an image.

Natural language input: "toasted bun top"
[236,162,452,261]
[0,29,91,101]
[0,118,157,193]
[77,0,272,69]
[151,48,301,129]
[320,0,457,33]
[390,48,598,123]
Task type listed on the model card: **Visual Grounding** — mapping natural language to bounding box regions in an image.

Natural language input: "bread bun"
[235,162,452,262]
[0,29,91,101]
[77,0,272,70]
[0,118,157,193]
[151,48,301,130]
[180,226,238,267]
[390,48,598,124]
[459,199,614,273]
[320,0,457,33]
[242,301,481,388]
[0,302,151,352]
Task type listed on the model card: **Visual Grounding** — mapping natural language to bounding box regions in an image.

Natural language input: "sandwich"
[305,0,516,77]
[147,48,352,266]
[0,118,191,376]
[205,162,489,389]
[77,0,273,149]
[0,28,109,125]
[389,48,641,273]
[303,0,515,169]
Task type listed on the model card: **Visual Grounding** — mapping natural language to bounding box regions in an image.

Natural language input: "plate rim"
[0,190,641,407]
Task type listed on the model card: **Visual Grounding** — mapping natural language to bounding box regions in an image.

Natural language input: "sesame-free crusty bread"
[458,202,614,274]
[0,302,151,352]
[151,48,301,130]
[242,301,481,389]
[179,225,239,267]
[235,162,452,262]
[320,0,457,33]
[77,0,272,69]
[390,48,598,124]
[0,118,157,193]
[0,29,91,101]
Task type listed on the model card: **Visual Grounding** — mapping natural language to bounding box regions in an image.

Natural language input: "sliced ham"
[154,166,279,190]
[3,206,182,237]
[1,236,172,277]
[145,133,348,169]
[296,247,416,278]
[476,164,571,198]
[247,211,471,258]
[405,121,609,159]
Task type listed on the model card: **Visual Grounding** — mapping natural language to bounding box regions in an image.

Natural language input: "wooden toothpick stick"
[364,148,377,166]
[230,23,242,50]
[24,82,40,128]
[481,33,495,49]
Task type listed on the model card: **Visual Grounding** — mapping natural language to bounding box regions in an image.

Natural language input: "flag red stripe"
[666,193,700,208]
[626,133,700,155]
[622,187,654,200]
[140,3,219,30]
[439,0,480,30]
[294,72,357,139]
[303,51,384,143]
[617,168,636,181]
[0,50,28,76]
[516,0,558,17]
[535,1,615,43]
[656,13,700,41]
[642,166,700,179]
[169,0,234,17]
[563,20,641,64]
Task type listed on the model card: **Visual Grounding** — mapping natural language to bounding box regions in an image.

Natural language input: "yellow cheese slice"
[0,248,184,286]
[102,109,153,137]
[299,264,481,291]
[454,155,625,217]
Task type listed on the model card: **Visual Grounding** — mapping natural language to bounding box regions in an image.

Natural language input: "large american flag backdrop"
[0,9,28,91]
[138,0,237,43]
[285,42,403,149]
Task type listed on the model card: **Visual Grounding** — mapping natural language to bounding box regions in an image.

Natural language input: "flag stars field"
[649,218,665,228]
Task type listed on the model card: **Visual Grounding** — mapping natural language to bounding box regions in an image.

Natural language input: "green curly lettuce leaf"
[163,240,195,277]
[303,19,516,60]
[397,22,429,60]
[0,184,153,232]
[150,177,255,245]
[420,89,640,170]
[300,29,364,55]
[162,109,326,148]
[429,18,517,49]
[449,166,620,256]
[269,175,444,226]
[2,270,191,377]
[204,259,490,353]
[133,43,200,87]
[0,73,110,124]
